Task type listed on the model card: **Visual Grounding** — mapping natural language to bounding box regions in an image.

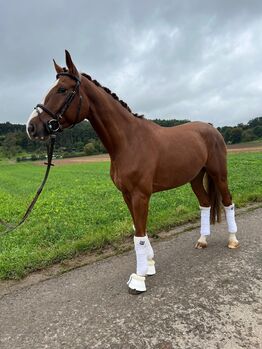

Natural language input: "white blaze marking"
[26,79,59,138]
[26,108,41,138]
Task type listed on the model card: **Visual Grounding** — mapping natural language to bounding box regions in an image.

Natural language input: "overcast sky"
[1,0,262,127]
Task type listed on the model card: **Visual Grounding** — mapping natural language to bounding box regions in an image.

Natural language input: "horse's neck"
[83,80,137,157]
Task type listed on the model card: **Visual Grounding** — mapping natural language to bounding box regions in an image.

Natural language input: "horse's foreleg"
[131,192,155,275]
[125,191,155,294]
[123,191,154,267]
[122,192,135,224]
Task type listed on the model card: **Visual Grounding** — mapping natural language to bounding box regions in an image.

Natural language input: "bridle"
[34,72,82,134]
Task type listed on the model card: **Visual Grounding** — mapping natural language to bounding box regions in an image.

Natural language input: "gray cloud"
[1,0,262,126]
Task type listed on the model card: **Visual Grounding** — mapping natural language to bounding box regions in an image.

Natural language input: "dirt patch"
[38,154,110,166]
[227,146,262,153]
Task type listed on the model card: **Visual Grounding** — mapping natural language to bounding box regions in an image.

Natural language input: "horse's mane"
[81,72,144,119]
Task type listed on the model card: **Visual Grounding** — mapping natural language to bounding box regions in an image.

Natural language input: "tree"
[253,126,262,138]
[2,133,21,158]
[248,117,262,128]
[219,127,233,144]
[230,128,242,144]
[153,119,190,127]
[242,129,256,142]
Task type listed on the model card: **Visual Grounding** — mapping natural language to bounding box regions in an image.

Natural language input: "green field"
[0,152,261,280]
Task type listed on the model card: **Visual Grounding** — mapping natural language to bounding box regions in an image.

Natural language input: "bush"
[84,142,96,155]
[242,129,256,142]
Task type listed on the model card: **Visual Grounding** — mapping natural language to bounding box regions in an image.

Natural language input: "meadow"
[0,152,261,279]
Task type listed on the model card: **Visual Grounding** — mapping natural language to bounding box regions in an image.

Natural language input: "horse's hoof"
[228,240,240,249]
[128,288,145,295]
[195,241,207,249]
[127,273,146,294]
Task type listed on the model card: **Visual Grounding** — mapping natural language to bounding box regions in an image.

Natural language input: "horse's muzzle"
[27,120,50,140]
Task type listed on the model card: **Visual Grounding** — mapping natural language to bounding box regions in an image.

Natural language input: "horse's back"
[155,121,226,153]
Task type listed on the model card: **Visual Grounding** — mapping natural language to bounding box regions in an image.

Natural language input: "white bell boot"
[127,273,146,293]
[195,206,211,249]
[224,204,239,249]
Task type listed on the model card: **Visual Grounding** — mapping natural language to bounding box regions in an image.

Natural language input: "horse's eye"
[57,87,67,93]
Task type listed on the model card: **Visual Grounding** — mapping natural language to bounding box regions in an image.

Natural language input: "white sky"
[1,0,262,126]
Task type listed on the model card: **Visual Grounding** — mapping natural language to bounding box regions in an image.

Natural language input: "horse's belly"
[152,155,205,192]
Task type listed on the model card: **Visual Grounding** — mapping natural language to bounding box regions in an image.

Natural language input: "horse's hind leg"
[206,157,239,249]
[190,169,211,249]
[211,175,239,249]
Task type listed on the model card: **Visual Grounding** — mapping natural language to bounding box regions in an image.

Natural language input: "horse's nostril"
[28,123,36,136]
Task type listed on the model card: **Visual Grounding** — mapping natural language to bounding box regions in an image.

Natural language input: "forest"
[0,117,261,160]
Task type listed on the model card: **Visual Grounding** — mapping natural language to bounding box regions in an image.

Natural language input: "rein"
[0,73,82,236]
[0,135,56,236]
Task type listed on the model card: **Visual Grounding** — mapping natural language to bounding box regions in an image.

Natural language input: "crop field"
[0,152,261,279]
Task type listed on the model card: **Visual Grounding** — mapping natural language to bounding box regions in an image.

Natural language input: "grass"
[0,152,261,279]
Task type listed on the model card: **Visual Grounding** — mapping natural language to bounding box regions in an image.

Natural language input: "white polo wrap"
[134,236,148,276]
[200,206,211,236]
[224,204,237,233]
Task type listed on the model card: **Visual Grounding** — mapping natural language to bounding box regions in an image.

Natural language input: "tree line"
[217,117,262,144]
[0,117,261,160]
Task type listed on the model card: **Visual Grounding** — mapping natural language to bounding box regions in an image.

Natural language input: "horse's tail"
[204,173,222,224]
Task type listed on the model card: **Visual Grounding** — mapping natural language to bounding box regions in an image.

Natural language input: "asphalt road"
[0,207,261,349]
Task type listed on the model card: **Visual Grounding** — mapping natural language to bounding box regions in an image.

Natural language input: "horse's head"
[27,50,88,140]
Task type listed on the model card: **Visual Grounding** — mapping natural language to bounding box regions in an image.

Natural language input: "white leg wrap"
[133,226,154,259]
[200,206,211,236]
[132,225,155,256]
[144,236,156,275]
[134,236,149,276]
[224,204,237,233]
[144,235,154,260]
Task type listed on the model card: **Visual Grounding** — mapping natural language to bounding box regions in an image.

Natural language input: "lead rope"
[0,135,56,236]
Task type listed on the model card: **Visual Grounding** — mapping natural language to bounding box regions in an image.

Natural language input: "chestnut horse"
[27,51,239,294]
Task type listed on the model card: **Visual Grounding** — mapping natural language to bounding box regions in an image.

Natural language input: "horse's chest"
[110,164,124,191]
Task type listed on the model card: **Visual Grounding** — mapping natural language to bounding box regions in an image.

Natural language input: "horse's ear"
[53,59,63,74]
[65,50,78,76]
